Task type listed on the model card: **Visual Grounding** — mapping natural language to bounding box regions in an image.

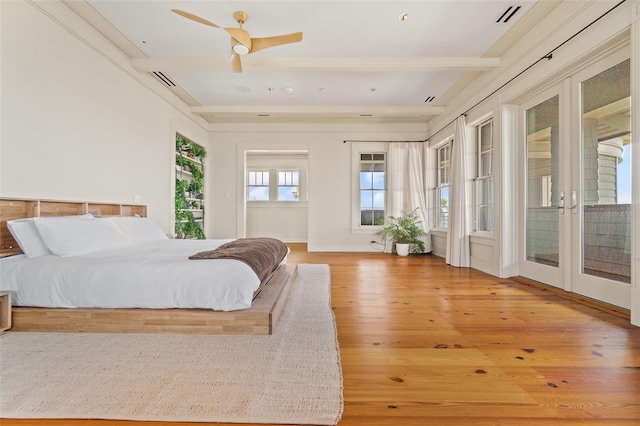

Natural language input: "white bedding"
[0,239,277,311]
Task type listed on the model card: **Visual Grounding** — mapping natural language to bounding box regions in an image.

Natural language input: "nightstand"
[0,292,12,334]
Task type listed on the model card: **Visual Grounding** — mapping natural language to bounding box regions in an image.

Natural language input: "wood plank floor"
[3,244,640,425]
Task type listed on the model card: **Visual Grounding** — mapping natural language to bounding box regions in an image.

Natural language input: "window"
[278,170,299,201]
[475,120,494,232]
[247,171,269,201]
[248,169,305,202]
[436,143,450,228]
[359,153,386,226]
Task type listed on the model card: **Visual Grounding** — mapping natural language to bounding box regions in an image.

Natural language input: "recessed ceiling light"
[318,88,326,92]
[399,13,409,21]
[142,40,148,44]
[236,86,251,93]
[267,87,275,92]
[370,88,377,92]
[283,87,294,94]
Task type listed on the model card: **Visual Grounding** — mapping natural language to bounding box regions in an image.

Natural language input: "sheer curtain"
[386,142,431,253]
[446,115,471,267]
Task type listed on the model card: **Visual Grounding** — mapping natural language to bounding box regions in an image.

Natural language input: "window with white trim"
[475,119,494,232]
[278,170,299,201]
[247,170,269,201]
[359,153,386,226]
[435,143,451,228]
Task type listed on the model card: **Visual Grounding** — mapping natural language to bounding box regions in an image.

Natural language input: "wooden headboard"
[0,198,147,257]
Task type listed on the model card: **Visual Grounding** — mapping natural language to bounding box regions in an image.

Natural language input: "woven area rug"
[0,264,342,425]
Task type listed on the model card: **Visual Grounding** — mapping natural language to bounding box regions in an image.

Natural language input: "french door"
[519,50,632,309]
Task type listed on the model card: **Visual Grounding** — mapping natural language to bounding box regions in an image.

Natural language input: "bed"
[0,198,296,335]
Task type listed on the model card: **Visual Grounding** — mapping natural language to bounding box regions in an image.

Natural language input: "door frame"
[568,48,632,308]
[517,83,570,290]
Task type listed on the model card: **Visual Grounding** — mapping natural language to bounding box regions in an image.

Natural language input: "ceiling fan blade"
[250,32,303,53]
[231,53,243,73]
[171,9,220,28]
[224,28,252,50]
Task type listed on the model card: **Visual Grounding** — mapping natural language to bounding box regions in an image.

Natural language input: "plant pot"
[395,243,410,256]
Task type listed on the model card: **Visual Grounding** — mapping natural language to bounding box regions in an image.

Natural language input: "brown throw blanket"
[189,238,289,283]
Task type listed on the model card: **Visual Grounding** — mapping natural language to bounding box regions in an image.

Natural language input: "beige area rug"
[0,264,342,425]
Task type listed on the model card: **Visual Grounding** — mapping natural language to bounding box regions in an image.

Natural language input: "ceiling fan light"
[232,44,250,55]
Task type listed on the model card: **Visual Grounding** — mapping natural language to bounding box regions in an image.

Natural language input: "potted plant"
[377,208,426,256]
[176,137,190,155]
[190,144,206,163]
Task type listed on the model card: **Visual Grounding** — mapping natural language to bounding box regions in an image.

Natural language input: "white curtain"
[446,115,471,267]
[386,142,431,253]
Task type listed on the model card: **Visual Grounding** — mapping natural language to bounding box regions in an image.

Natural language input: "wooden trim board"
[0,197,146,257]
[11,264,297,335]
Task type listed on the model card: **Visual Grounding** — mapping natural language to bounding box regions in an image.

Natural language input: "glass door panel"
[525,95,561,268]
[573,58,632,308]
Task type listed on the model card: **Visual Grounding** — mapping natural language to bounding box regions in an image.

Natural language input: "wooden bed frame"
[0,197,296,335]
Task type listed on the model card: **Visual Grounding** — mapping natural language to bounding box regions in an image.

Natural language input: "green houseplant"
[377,208,426,255]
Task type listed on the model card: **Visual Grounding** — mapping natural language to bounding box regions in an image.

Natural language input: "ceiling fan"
[171,9,303,73]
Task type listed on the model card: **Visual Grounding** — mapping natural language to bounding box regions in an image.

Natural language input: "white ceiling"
[63,0,558,123]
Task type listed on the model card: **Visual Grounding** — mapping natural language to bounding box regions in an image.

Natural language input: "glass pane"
[360,190,373,209]
[360,172,372,190]
[248,186,269,201]
[480,152,491,177]
[581,59,631,283]
[361,210,373,226]
[476,178,494,205]
[372,190,385,208]
[477,205,494,232]
[439,166,449,185]
[278,187,299,201]
[372,172,385,189]
[480,122,493,152]
[438,186,449,228]
[526,95,560,267]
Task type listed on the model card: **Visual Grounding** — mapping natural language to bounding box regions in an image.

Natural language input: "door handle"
[569,190,578,213]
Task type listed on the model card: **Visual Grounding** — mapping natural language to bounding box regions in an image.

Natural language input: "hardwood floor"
[4,244,640,425]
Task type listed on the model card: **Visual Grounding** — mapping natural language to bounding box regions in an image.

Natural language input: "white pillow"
[7,214,94,258]
[109,216,168,244]
[34,217,130,257]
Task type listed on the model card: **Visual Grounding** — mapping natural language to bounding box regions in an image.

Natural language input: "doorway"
[242,150,309,243]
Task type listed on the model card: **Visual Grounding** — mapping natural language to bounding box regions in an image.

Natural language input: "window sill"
[247,201,308,208]
[470,231,495,239]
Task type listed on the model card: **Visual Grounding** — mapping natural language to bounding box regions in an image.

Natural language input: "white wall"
[0,0,208,232]
[209,122,427,251]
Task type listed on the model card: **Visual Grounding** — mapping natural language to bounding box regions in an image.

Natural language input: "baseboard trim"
[509,276,631,320]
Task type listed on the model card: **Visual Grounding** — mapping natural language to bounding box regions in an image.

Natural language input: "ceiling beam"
[132,57,500,72]
[189,105,445,116]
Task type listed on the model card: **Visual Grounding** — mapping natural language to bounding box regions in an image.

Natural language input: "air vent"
[496,5,521,23]
[424,96,436,103]
[257,114,270,117]
[152,71,176,87]
[360,114,373,117]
